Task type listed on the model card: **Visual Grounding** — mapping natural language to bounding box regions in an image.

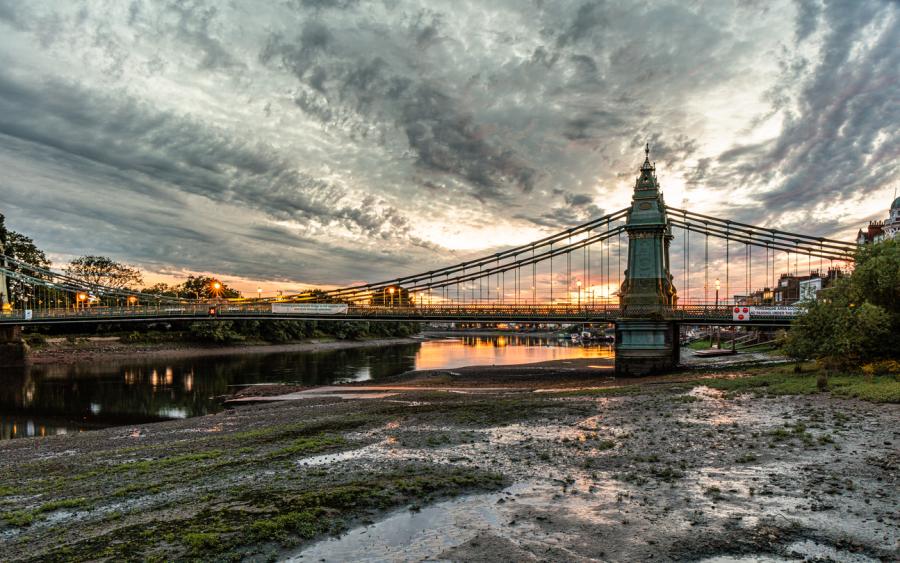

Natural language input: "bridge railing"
[0,302,801,323]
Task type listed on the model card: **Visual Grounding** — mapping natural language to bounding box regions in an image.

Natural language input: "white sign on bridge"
[732,306,750,321]
[732,306,800,321]
[271,303,348,315]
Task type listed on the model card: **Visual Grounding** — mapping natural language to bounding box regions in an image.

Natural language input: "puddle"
[785,539,882,563]
[298,442,390,467]
[287,486,516,562]
[287,479,617,561]
[696,556,793,563]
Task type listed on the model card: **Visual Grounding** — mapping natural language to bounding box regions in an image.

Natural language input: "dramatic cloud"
[0,0,896,291]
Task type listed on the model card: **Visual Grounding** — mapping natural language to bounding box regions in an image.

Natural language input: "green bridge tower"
[614,145,680,375]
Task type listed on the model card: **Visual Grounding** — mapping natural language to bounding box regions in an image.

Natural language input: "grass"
[3,510,35,526]
[550,385,643,398]
[77,450,224,479]
[2,497,89,527]
[696,363,900,403]
[265,434,347,459]
[418,396,591,425]
[37,497,88,513]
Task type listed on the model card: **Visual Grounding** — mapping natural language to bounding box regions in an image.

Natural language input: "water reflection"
[416,335,612,370]
[0,336,611,439]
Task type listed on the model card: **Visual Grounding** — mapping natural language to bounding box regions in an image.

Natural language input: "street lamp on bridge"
[388,286,395,307]
[576,280,582,310]
[714,278,720,310]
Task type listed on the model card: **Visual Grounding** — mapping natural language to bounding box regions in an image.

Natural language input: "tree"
[65,255,143,290]
[785,239,899,370]
[141,282,182,297]
[181,275,240,299]
[1,213,51,306]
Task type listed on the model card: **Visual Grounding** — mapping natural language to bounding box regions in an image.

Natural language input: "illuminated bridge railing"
[0,303,801,324]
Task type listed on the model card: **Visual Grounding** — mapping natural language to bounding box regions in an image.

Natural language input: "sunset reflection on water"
[414,336,613,370]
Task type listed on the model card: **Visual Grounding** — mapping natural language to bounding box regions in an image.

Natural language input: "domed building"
[857,196,900,244]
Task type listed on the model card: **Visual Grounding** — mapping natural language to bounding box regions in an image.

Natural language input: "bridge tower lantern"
[615,144,679,376]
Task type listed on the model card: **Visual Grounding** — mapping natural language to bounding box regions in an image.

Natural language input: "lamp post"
[714,278,721,349]
[388,287,395,307]
[576,280,582,310]
[77,292,87,311]
[257,287,262,300]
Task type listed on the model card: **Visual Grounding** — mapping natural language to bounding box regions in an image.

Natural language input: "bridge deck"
[0,304,798,326]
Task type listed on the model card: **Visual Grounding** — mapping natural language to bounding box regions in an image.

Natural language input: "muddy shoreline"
[1,360,896,561]
[25,336,422,365]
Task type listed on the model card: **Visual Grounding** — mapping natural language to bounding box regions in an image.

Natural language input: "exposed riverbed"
[0,360,896,562]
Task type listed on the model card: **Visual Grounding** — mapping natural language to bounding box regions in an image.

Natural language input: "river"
[0,334,613,440]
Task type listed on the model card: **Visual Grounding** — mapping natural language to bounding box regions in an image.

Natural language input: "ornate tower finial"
[645,142,650,158]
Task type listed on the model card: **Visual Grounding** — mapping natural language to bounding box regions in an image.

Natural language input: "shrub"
[785,239,899,369]
[23,333,47,346]
[188,321,245,343]
[861,360,900,376]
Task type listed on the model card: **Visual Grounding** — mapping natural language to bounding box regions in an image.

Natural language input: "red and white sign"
[732,306,750,321]
[732,306,800,321]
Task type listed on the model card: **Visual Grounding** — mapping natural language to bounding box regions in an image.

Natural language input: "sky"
[0,0,897,296]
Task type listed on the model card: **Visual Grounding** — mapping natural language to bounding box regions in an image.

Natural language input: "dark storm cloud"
[706,0,898,234]
[564,109,626,141]
[163,1,243,70]
[556,1,610,47]
[260,20,540,202]
[793,0,821,42]
[515,191,605,229]
[1,133,420,283]
[0,71,412,240]
[0,0,896,286]
[292,0,361,11]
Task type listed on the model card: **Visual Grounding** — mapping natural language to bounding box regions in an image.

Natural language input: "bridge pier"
[614,320,678,376]
[0,325,27,367]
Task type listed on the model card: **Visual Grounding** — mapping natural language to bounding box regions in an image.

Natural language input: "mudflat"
[25,336,421,365]
[1,362,897,562]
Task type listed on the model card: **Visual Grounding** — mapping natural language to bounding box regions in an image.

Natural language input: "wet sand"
[0,361,896,562]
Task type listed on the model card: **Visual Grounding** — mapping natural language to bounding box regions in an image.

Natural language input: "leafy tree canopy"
[65,255,144,290]
[141,282,182,298]
[0,213,50,269]
[181,275,240,299]
[785,239,899,369]
[1,213,51,305]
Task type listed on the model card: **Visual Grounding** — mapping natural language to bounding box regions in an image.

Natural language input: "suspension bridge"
[0,146,857,374]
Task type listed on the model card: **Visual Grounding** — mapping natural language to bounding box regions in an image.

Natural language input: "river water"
[0,335,613,440]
